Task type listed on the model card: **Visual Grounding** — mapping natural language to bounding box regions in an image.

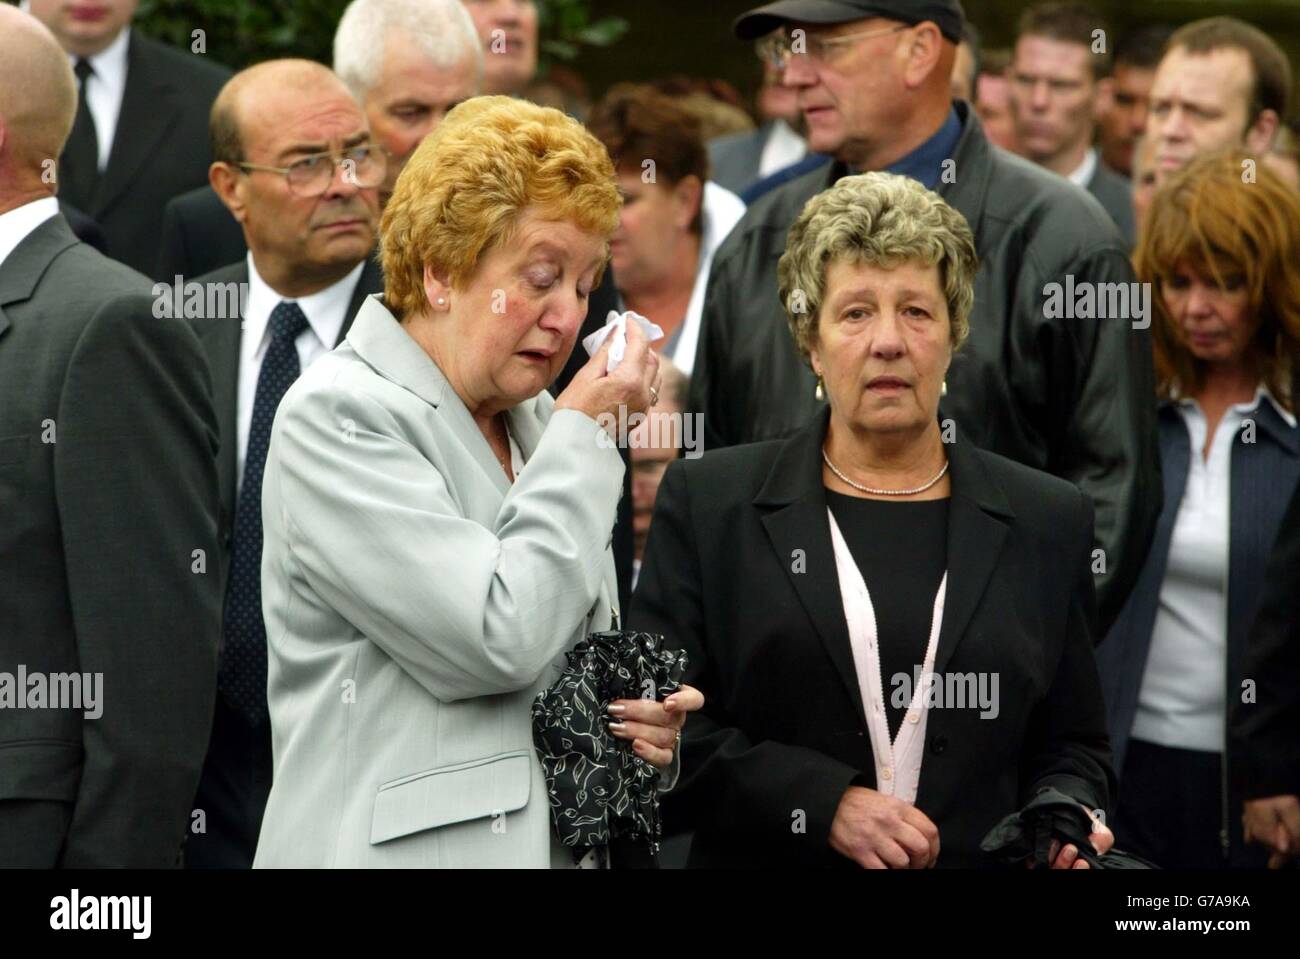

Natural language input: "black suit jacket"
[1230,480,1300,799]
[59,31,231,275]
[0,214,222,866]
[187,256,384,573]
[629,411,1115,868]
[155,185,247,282]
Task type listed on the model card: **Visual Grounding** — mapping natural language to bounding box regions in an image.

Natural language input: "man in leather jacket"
[689,0,1161,631]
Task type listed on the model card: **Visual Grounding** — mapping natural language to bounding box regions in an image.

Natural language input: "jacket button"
[930,735,948,755]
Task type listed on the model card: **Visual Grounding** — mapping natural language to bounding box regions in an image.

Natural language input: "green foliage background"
[123,0,1300,115]
[133,0,626,73]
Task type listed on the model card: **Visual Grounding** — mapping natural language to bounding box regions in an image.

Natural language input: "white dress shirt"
[68,27,131,172]
[670,181,746,375]
[1132,386,1298,752]
[1067,147,1099,189]
[758,118,808,179]
[236,254,364,491]
[0,196,60,271]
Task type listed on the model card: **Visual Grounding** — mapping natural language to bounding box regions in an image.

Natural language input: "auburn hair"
[1135,150,1300,410]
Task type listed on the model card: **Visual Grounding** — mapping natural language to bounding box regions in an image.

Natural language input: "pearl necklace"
[821,448,949,497]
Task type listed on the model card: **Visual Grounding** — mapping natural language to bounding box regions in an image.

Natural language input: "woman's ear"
[422,263,452,312]
[808,342,823,379]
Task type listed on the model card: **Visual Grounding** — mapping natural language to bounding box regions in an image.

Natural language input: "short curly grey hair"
[776,172,980,364]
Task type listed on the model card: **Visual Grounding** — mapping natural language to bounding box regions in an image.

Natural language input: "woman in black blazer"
[631,172,1116,869]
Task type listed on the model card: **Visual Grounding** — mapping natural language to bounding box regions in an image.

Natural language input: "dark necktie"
[219,301,310,726]
[62,58,101,210]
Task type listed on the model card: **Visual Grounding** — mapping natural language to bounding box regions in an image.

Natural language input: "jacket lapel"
[193,263,247,524]
[754,410,867,728]
[346,296,511,498]
[90,32,185,218]
[931,438,1014,677]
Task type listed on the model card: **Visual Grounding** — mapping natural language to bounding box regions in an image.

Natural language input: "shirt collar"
[847,106,963,190]
[0,196,61,272]
[73,26,130,89]
[1067,147,1098,188]
[1170,382,1298,429]
[244,252,364,356]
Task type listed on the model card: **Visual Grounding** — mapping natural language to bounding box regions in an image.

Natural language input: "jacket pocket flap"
[370,749,531,845]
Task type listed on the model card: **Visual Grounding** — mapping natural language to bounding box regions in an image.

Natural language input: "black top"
[825,491,949,741]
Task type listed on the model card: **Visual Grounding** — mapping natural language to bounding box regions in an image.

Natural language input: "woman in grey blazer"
[252,96,701,868]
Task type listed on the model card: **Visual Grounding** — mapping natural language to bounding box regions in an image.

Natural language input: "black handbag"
[981,786,1159,869]
[531,626,688,866]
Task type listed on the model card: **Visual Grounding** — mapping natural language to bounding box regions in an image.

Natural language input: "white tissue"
[581,310,664,373]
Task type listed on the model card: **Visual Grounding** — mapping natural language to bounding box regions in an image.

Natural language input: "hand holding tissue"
[582,311,664,373]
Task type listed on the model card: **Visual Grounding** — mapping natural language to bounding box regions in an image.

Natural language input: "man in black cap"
[687,0,1159,633]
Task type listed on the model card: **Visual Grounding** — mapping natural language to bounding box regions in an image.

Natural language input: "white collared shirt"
[236,254,364,492]
[1132,385,1297,752]
[67,26,131,172]
[758,118,807,179]
[0,196,60,271]
[670,181,746,375]
[1067,146,1099,189]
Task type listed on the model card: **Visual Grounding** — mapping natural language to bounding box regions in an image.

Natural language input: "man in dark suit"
[1007,2,1135,244]
[183,60,385,868]
[30,0,231,273]
[0,5,221,867]
[156,0,483,281]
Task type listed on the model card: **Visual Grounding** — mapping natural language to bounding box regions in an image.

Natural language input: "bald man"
[155,0,483,281]
[184,59,384,869]
[0,5,221,867]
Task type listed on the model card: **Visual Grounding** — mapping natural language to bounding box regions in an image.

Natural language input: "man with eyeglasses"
[689,0,1160,637]
[182,59,385,869]
[154,0,484,282]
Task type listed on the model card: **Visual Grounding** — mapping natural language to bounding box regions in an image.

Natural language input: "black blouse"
[825,491,950,741]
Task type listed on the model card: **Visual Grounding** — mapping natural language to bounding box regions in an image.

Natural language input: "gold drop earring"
[815,375,825,402]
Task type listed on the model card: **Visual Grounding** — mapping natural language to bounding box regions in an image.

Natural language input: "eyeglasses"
[235,142,388,197]
[755,23,908,70]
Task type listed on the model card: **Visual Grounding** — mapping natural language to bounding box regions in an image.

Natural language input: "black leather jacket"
[687,102,1161,632]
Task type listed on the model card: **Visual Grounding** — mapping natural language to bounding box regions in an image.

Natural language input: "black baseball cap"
[734,0,965,44]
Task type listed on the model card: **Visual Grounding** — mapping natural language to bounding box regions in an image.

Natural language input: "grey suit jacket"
[1087,161,1136,247]
[0,214,222,866]
[708,124,771,196]
[253,295,629,867]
